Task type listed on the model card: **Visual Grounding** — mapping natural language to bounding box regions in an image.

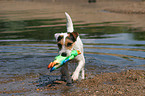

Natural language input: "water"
[0,0,145,95]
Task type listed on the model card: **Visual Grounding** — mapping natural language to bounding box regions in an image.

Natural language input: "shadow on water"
[1,19,145,41]
[0,18,145,95]
[0,18,66,41]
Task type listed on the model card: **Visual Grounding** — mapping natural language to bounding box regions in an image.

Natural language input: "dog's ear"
[68,32,79,42]
[54,33,63,42]
[54,33,60,41]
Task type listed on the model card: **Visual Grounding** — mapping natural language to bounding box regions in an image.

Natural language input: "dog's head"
[55,32,79,56]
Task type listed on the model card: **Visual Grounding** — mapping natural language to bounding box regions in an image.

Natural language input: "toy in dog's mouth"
[48,50,81,72]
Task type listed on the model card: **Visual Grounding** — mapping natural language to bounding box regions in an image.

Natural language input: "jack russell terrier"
[54,12,85,86]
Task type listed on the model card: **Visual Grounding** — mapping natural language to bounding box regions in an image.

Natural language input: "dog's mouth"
[59,50,71,57]
[59,50,81,57]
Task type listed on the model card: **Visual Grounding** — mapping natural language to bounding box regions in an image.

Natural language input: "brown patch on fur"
[57,37,64,49]
[67,32,79,42]
[57,35,64,42]
[65,38,75,50]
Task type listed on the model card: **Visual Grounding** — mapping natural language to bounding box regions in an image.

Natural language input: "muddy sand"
[0,70,144,96]
[45,70,145,96]
[30,69,145,96]
[33,70,144,96]
[66,69,145,96]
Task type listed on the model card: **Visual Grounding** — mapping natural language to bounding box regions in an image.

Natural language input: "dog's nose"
[61,52,67,57]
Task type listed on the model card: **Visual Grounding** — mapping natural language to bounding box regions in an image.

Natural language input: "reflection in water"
[0,18,65,40]
[88,0,96,3]
[0,18,145,74]
[1,19,145,41]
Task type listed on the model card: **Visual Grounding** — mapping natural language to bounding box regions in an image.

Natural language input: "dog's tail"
[65,12,74,33]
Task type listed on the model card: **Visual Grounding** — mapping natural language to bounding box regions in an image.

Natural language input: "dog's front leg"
[72,60,85,81]
[81,67,85,79]
[60,63,72,86]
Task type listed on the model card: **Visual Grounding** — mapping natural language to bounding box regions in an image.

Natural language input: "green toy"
[48,50,81,72]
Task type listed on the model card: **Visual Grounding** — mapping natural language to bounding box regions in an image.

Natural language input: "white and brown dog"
[54,12,85,85]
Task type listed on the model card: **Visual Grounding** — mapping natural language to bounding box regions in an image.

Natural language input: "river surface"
[0,0,145,95]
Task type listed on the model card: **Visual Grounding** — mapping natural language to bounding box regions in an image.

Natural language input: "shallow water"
[0,0,145,95]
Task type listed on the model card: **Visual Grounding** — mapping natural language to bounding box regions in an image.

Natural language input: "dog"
[54,12,85,85]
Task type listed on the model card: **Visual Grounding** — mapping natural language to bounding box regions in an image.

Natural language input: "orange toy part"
[48,61,58,69]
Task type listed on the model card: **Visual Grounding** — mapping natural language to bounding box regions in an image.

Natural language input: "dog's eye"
[67,43,72,47]
[57,43,62,49]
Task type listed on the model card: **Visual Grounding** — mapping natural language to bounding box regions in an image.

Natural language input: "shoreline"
[0,0,145,31]
[0,69,144,95]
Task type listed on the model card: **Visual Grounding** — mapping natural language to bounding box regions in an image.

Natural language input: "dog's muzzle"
[61,52,67,57]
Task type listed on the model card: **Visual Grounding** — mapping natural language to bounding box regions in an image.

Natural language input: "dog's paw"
[72,74,79,81]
